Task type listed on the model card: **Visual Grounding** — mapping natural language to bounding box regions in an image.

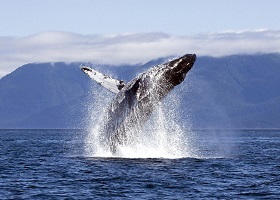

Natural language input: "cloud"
[1,30,280,78]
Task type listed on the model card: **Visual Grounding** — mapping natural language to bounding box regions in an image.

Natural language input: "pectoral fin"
[81,66,125,94]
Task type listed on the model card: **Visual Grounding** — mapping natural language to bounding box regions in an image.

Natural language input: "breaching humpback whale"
[81,54,196,153]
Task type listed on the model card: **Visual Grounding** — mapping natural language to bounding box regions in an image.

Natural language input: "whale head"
[132,54,196,102]
[165,54,196,86]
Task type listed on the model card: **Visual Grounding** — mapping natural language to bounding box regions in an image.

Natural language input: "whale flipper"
[81,66,125,93]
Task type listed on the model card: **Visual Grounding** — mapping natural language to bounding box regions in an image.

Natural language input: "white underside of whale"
[80,66,125,93]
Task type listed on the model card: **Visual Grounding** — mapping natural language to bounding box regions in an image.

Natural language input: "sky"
[0,0,280,77]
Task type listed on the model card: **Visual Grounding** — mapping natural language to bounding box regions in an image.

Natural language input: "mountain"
[181,54,280,129]
[0,54,280,129]
[0,62,91,128]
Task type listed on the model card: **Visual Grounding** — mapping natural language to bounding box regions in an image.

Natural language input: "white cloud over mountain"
[1,30,280,78]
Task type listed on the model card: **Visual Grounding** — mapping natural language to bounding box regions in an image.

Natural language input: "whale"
[81,54,196,153]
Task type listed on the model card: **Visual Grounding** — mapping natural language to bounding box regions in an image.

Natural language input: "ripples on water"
[0,129,280,199]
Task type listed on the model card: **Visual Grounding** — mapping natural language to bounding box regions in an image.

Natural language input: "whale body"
[81,54,196,153]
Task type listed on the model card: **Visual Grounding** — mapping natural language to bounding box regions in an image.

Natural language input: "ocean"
[0,129,279,199]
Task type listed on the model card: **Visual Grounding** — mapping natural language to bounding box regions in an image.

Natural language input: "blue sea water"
[0,129,280,199]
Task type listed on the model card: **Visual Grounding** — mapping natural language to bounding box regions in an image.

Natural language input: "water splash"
[83,81,197,159]
[83,85,113,157]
